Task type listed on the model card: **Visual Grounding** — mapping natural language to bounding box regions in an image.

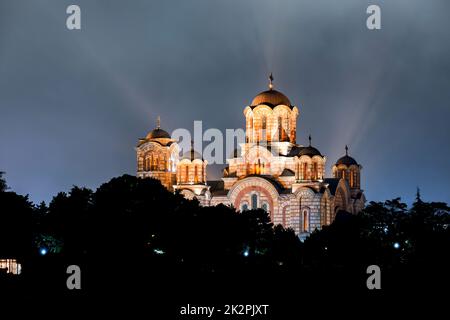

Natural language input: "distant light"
[393,242,400,249]
[243,250,249,257]
[40,248,48,256]
[383,227,388,234]
[324,246,328,251]
[153,249,165,255]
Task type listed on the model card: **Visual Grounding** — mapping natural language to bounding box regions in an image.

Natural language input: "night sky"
[1,0,449,204]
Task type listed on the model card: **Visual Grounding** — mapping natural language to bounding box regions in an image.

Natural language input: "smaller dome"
[146,128,171,139]
[182,149,203,161]
[336,155,358,166]
[299,146,322,157]
[287,145,302,157]
[336,146,358,166]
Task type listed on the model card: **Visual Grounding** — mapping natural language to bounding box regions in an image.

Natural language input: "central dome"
[251,89,292,107]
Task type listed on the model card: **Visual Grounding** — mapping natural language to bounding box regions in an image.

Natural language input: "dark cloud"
[0,0,449,204]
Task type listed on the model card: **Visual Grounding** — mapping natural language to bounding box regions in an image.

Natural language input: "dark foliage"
[0,171,7,192]
[0,172,449,296]
[0,191,33,258]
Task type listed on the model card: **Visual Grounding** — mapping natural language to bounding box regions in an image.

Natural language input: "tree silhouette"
[0,190,33,258]
[1,171,449,294]
[0,171,7,192]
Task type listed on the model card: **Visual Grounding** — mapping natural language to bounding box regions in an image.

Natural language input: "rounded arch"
[251,104,275,115]
[139,140,166,154]
[272,105,294,114]
[294,186,315,200]
[293,187,316,234]
[334,179,350,214]
[228,176,280,219]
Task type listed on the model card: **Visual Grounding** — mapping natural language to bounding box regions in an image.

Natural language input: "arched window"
[313,162,318,180]
[172,156,177,172]
[302,163,307,180]
[160,156,166,171]
[350,170,354,187]
[256,159,261,175]
[285,116,290,140]
[185,165,189,183]
[241,203,248,211]
[251,194,258,210]
[152,156,157,171]
[262,115,267,130]
[262,202,269,212]
[303,210,309,232]
[249,117,253,142]
[278,116,282,140]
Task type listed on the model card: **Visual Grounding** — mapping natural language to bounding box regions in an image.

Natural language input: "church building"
[136,76,365,236]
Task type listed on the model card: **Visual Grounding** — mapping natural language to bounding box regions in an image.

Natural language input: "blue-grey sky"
[1,0,449,204]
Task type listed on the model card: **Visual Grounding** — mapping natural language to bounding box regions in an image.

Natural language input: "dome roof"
[336,146,358,166]
[146,128,171,139]
[298,146,322,157]
[287,145,301,157]
[336,155,358,166]
[251,89,292,107]
[287,145,322,157]
[182,149,203,161]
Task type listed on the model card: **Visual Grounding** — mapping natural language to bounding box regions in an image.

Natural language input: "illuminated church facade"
[136,76,365,236]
